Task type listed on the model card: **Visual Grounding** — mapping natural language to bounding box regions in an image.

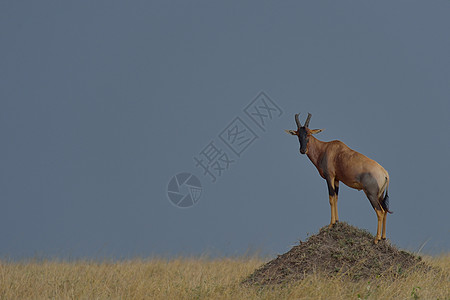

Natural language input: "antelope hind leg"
[381,211,387,240]
[374,209,384,244]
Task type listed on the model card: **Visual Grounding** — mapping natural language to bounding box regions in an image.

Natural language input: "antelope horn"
[295,113,302,128]
[304,113,312,128]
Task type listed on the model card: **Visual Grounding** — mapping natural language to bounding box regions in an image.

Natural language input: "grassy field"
[0,254,449,299]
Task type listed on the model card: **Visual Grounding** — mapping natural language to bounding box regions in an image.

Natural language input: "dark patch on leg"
[334,180,339,222]
[326,178,335,196]
[365,192,382,211]
[363,190,381,212]
[357,173,378,191]
[358,173,383,210]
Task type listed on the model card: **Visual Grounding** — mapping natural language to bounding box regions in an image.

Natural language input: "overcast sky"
[1,1,449,260]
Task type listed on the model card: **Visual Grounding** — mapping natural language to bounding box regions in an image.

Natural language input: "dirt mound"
[243,222,430,285]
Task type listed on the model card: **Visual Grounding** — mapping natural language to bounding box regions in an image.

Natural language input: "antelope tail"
[381,177,392,214]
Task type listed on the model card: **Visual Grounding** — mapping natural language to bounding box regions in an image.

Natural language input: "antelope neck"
[306,135,327,169]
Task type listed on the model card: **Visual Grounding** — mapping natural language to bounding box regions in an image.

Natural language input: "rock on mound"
[243,222,428,285]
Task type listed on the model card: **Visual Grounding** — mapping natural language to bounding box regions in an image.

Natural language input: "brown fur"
[305,133,389,194]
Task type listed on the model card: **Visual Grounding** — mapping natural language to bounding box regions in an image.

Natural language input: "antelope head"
[285,113,323,154]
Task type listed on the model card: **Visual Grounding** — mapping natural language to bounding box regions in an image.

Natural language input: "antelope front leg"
[326,178,336,228]
[328,195,336,228]
[334,180,340,223]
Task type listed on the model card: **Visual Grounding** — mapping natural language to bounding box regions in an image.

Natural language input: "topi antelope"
[286,113,391,244]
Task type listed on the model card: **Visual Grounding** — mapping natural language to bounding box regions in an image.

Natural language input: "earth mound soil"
[243,222,430,285]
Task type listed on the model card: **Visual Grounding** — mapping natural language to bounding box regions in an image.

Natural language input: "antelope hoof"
[381,237,386,241]
[374,238,380,245]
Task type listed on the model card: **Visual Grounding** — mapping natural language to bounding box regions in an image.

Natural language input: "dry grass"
[0,254,449,299]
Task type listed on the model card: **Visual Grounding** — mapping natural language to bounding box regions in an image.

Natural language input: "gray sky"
[1,1,449,260]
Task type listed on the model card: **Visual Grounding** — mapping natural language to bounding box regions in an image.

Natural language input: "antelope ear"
[285,130,297,135]
[310,129,324,135]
